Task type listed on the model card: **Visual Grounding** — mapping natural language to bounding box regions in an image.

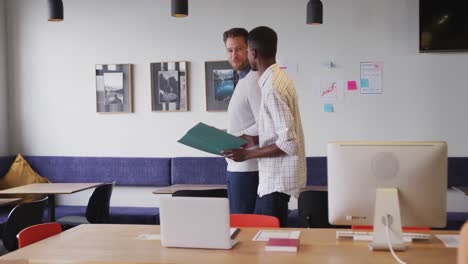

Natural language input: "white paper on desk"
[436,235,459,248]
[136,234,161,240]
[252,230,301,241]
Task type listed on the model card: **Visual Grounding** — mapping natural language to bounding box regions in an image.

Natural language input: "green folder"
[178,122,247,156]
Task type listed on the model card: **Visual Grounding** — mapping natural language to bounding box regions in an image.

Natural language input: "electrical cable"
[384,214,407,264]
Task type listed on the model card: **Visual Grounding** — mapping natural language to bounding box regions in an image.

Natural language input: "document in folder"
[178,122,247,155]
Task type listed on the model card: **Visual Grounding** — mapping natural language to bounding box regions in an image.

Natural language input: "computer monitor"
[327,141,447,250]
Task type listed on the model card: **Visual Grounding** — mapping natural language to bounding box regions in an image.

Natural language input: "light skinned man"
[223,28,261,214]
[223,26,306,227]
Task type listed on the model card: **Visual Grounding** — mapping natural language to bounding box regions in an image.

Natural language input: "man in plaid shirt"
[223,26,306,227]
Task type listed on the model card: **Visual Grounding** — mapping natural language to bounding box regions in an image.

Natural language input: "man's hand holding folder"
[221,134,258,162]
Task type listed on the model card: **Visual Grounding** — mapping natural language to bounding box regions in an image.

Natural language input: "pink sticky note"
[347,81,357,91]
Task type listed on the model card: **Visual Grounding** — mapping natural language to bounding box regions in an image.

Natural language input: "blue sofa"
[0,156,466,229]
[0,156,171,225]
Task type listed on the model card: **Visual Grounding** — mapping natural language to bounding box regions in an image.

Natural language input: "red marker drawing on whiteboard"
[321,82,336,96]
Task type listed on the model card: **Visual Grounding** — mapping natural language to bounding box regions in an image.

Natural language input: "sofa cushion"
[110,207,160,225]
[43,205,87,222]
[0,206,12,223]
[306,157,327,186]
[0,206,86,225]
[0,154,50,204]
[0,157,15,178]
[42,206,160,225]
[446,212,468,230]
[24,156,171,186]
[448,158,468,187]
[171,157,227,184]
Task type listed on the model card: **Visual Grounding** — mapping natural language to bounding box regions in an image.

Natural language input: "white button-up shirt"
[257,64,306,198]
[226,70,261,172]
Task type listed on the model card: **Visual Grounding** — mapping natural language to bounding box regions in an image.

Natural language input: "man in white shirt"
[223,26,306,226]
[223,28,261,214]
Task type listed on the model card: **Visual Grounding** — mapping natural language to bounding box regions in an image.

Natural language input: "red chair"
[17,222,62,248]
[230,214,280,228]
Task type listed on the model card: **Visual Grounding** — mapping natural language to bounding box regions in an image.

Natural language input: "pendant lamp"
[172,0,188,17]
[48,0,63,22]
[307,0,323,25]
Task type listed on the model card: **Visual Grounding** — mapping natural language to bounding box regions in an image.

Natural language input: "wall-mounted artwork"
[95,64,133,113]
[205,61,238,112]
[151,61,189,112]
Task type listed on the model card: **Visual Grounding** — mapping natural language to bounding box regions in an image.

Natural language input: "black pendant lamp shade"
[307,0,323,25]
[48,0,63,22]
[172,0,188,17]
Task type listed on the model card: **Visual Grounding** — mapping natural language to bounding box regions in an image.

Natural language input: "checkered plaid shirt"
[257,64,306,198]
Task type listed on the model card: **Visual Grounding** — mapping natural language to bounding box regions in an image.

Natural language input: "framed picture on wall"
[95,64,133,113]
[150,61,189,112]
[205,61,238,112]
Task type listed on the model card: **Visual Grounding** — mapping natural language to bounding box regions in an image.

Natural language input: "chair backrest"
[2,197,48,251]
[17,222,62,248]
[172,189,227,198]
[230,214,280,228]
[298,190,332,228]
[86,182,114,223]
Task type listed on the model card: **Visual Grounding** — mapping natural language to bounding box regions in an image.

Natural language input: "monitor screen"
[327,141,447,228]
[420,0,468,52]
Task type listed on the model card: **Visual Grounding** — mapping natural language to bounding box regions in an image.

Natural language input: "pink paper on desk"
[347,81,357,91]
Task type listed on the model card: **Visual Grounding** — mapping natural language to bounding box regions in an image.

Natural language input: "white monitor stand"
[369,188,407,251]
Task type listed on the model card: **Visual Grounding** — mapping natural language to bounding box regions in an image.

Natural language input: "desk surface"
[153,184,227,194]
[452,186,468,196]
[153,184,327,194]
[0,224,457,264]
[0,198,21,206]
[0,183,104,195]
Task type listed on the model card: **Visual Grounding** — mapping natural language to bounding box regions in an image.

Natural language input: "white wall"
[5,0,468,158]
[3,0,468,209]
[0,0,8,156]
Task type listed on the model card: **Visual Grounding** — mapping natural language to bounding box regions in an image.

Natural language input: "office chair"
[2,197,48,251]
[17,222,62,248]
[172,189,227,198]
[57,182,114,227]
[298,190,333,228]
[230,214,280,228]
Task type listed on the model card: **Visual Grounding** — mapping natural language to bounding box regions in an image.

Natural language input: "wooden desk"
[452,186,468,196]
[153,184,328,194]
[153,184,227,194]
[0,183,104,221]
[0,224,457,264]
[0,198,21,206]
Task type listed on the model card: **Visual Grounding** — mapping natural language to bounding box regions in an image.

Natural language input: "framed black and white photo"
[95,64,133,113]
[205,61,238,112]
[151,61,189,112]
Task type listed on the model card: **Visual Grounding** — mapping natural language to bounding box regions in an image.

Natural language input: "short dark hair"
[223,28,248,44]
[247,26,277,59]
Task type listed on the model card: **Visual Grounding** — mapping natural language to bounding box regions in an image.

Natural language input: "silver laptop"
[159,196,238,249]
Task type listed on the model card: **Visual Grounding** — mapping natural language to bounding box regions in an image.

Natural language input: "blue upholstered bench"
[0,156,170,225]
[171,157,227,184]
[0,156,467,229]
[287,157,327,227]
[42,206,160,225]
